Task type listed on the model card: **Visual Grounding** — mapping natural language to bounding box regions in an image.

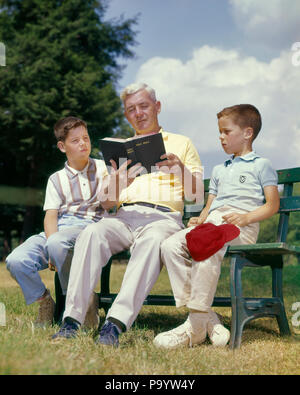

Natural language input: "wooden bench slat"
[228,242,300,255]
[277,167,300,184]
[279,196,300,212]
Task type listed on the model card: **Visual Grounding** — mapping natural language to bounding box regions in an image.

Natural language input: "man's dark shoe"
[95,320,120,347]
[52,317,80,341]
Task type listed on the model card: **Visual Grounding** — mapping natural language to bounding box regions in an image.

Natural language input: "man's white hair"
[120,82,157,103]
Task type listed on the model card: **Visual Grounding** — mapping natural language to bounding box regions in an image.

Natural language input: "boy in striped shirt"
[6,117,108,327]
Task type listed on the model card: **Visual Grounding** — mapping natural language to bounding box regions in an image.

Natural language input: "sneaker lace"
[100,321,117,336]
[171,321,193,347]
[60,320,78,333]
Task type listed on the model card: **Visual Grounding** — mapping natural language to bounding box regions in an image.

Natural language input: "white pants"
[63,205,183,329]
[161,206,259,312]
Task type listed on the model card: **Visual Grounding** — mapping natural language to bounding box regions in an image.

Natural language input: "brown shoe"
[34,289,55,328]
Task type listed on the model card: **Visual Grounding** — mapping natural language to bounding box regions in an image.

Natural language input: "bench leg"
[272,265,291,336]
[229,254,270,349]
[229,254,248,349]
[53,272,66,325]
[99,258,113,315]
[275,303,291,336]
[229,304,245,349]
[229,254,291,348]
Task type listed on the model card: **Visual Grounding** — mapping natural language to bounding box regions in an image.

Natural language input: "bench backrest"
[277,167,300,242]
[184,167,300,243]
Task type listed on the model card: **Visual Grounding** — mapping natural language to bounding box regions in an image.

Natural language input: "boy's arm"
[44,209,59,238]
[187,193,216,227]
[44,209,59,270]
[223,185,280,227]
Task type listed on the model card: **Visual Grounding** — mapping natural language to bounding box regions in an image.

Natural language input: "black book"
[99,133,166,173]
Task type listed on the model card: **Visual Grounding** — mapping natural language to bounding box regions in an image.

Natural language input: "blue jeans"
[6,216,95,304]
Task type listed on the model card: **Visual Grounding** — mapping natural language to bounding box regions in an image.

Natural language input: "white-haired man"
[52,83,204,346]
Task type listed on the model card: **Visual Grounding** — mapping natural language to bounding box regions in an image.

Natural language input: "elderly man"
[52,83,203,346]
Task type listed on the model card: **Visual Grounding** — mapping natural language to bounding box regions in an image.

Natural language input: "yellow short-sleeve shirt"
[118,129,202,214]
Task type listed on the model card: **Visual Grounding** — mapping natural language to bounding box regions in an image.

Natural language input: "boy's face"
[124,89,161,135]
[57,126,91,164]
[218,116,253,157]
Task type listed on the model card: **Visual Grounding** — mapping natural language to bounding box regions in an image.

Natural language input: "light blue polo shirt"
[209,151,278,213]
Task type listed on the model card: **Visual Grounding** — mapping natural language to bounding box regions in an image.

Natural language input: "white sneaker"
[207,310,230,347]
[153,318,206,349]
[83,292,100,330]
[34,289,55,327]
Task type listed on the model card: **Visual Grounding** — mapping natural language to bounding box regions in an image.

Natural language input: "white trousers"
[161,206,259,312]
[63,205,183,329]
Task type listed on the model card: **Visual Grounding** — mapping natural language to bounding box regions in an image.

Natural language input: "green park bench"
[53,166,300,348]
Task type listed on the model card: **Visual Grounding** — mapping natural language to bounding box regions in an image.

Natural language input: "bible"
[99,133,166,173]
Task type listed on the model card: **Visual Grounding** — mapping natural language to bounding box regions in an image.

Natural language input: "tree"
[0,0,137,240]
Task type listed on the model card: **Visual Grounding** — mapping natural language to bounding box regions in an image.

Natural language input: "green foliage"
[257,214,279,243]
[0,0,137,187]
[0,0,137,237]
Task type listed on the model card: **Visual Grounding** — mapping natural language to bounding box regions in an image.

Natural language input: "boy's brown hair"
[217,104,262,141]
[54,116,87,142]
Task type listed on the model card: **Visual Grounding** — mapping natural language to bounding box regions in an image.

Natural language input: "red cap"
[185,222,240,262]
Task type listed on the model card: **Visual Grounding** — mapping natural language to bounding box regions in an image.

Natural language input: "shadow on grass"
[131,310,285,347]
[134,311,189,334]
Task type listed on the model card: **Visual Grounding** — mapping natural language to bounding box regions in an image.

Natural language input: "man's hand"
[155,152,203,204]
[222,212,249,227]
[48,259,56,271]
[110,159,143,192]
[100,159,144,210]
[155,153,184,177]
[187,207,209,227]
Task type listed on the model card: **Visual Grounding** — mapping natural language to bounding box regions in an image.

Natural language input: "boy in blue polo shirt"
[154,104,280,349]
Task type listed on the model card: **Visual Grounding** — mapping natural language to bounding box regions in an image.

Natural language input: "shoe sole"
[153,335,190,349]
[210,329,230,347]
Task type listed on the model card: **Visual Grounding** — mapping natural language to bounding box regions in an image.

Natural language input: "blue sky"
[105,0,300,177]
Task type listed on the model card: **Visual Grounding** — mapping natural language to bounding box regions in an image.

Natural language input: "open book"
[99,133,166,173]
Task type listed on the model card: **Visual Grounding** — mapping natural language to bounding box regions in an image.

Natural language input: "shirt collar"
[133,127,168,143]
[224,151,260,167]
[159,127,169,141]
[64,158,91,179]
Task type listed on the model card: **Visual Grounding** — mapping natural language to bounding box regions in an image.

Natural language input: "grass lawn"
[0,260,300,375]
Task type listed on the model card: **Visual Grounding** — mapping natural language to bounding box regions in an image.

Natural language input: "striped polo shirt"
[43,158,107,221]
